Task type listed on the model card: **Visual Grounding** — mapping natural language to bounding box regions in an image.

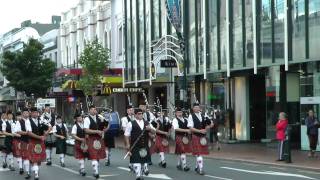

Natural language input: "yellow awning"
[101,76,122,84]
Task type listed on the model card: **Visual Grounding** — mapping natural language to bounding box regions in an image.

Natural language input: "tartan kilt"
[191,134,209,155]
[150,135,169,154]
[21,141,29,160]
[86,135,106,160]
[12,139,22,157]
[175,135,192,154]
[27,139,46,163]
[74,141,87,159]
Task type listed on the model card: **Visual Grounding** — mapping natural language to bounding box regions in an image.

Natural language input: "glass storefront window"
[126,0,132,81]
[232,0,244,68]
[260,0,272,65]
[309,0,320,60]
[188,0,196,74]
[138,0,145,80]
[208,0,218,72]
[198,0,204,73]
[274,0,285,63]
[245,1,254,67]
[153,0,160,40]
[292,0,306,61]
[220,0,227,70]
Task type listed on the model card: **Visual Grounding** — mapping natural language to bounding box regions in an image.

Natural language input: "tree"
[77,39,110,106]
[0,38,56,97]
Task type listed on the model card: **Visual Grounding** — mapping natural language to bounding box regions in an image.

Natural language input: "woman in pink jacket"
[276,112,288,161]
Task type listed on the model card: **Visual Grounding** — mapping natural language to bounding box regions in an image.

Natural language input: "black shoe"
[25,173,31,179]
[129,165,134,172]
[9,165,15,171]
[148,161,153,166]
[194,167,198,172]
[276,159,284,161]
[144,169,149,176]
[105,160,110,166]
[46,161,52,166]
[198,170,205,175]
[79,169,86,176]
[183,166,190,172]
[2,162,7,169]
[136,177,144,180]
[34,177,39,180]
[61,163,65,167]
[19,168,24,175]
[93,173,99,179]
[176,164,182,171]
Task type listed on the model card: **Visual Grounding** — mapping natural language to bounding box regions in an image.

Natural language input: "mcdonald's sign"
[102,86,112,95]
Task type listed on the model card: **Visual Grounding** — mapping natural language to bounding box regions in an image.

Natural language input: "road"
[0,148,319,180]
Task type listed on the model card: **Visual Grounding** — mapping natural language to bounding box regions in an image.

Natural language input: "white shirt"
[83,114,96,129]
[172,117,185,130]
[71,123,84,135]
[52,123,68,133]
[2,119,15,132]
[1,119,7,132]
[14,121,21,133]
[143,111,155,122]
[41,112,52,123]
[121,115,134,130]
[124,119,155,137]
[187,113,202,128]
[25,119,32,132]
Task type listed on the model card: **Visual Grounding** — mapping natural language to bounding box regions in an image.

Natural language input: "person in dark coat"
[305,110,320,157]
[53,115,68,167]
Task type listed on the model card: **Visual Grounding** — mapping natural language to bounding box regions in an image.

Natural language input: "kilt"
[45,134,56,148]
[21,141,29,160]
[86,135,106,160]
[104,132,115,149]
[130,146,151,164]
[4,136,13,154]
[150,135,169,154]
[55,138,67,154]
[27,139,46,163]
[175,135,192,154]
[74,141,88,159]
[12,139,22,157]
[191,134,209,155]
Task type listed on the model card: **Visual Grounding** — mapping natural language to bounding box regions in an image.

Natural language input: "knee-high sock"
[46,149,51,161]
[159,152,165,162]
[196,156,203,170]
[92,160,99,174]
[105,149,109,161]
[177,156,181,166]
[143,163,148,171]
[60,154,65,163]
[7,154,14,166]
[181,154,187,167]
[17,157,23,169]
[133,163,142,177]
[32,164,39,177]
[79,159,85,170]
[3,153,7,163]
[24,160,30,173]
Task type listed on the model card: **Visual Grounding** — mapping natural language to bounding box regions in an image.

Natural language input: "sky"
[0,0,79,35]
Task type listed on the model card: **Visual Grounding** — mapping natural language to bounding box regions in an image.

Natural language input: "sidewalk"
[114,137,320,171]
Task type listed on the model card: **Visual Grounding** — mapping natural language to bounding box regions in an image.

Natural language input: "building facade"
[123,0,320,150]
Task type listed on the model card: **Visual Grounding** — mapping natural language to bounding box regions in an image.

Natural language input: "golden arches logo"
[102,86,112,95]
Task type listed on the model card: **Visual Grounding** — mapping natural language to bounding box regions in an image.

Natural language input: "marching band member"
[83,105,107,179]
[172,107,191,171]
[188,103,211,175]
[151,111,171,168]
[2,111,19,171]
[100,112,115,167]
[121,105,135,170]
[71,113,87,176]
[25,107,48,180]
[40,104,55,166]
[1,113,8,169]
[124,108,156,180]
[12,112,24,174]
[52,115,68,167]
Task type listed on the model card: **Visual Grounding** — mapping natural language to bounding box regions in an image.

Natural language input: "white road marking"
[221,167,317,180]
[0,168,10,172]
[205,175,233,180]
[118,166,172,179]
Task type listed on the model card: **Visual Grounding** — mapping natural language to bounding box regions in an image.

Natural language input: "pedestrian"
[188,103,212,175]
[151,111,171,168]
[25,107,48,180]
[275,112,288,161]
[83,105,107,179]
[101,111,115,166]
[172,107,191,171]
[124,108,156,180]
[71,113,87,176]
[2,110,20,171]
[53,115,68,167]
[12,111,24,174]
[121,105,135,170]
[40,104,56,166]
[13,109,30,176]
[0,112,8,168]
[305,110,319,158]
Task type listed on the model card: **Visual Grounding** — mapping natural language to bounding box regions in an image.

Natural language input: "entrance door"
[249,75,267,141]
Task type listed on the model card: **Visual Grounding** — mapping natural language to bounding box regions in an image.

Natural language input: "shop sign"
[300,96,320,104]
[160,59,177,68]
[112,88,145,93]
[36,98,56,108]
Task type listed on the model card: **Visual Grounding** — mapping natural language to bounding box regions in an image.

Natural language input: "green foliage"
[77,39,110,96]
[0,38,56,97]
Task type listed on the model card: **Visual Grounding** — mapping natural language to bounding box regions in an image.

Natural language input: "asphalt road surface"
[0,148,319,180]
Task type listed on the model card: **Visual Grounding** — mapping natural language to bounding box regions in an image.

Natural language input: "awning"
[56,68,82,76]
[61,76,122,91]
